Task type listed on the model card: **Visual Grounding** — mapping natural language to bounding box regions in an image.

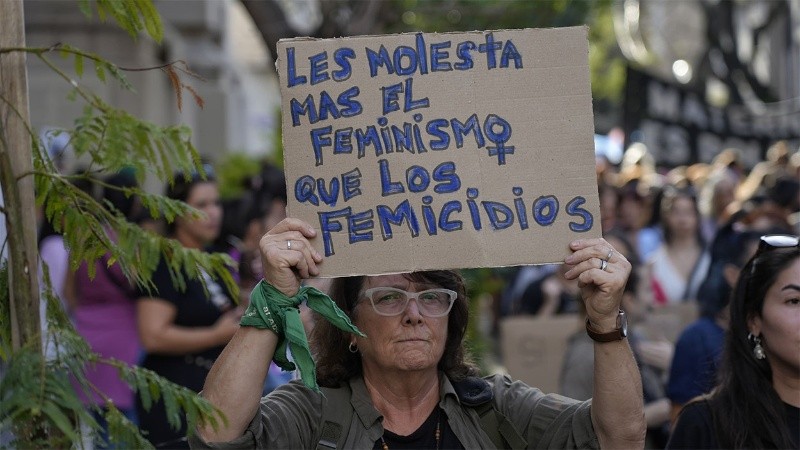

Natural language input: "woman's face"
[352,274,449,376]
[176,182,222,246]
[618,195,647,231]
[666,196,698,238]
[750,256,800,376]
[599,188,618,232]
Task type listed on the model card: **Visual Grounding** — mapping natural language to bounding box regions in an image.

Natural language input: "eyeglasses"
[362,287,457,317]
[751,234,799,274]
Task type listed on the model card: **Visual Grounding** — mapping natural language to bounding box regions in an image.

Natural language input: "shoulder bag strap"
[474,400,528,450]
[316,385,354,450]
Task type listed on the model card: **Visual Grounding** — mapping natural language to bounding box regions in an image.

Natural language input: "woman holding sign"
[191,218,645,449]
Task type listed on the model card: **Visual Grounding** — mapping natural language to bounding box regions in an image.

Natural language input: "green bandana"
[240,280,365,392]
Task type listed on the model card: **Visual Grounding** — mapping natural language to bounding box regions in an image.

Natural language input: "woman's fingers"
[564,237,631,321]
[259,218,324,295]
[284,238,318,278]
[564,238,625,279]
[563,257,613,280]
[565,239,616,266]
[267,217,318,238]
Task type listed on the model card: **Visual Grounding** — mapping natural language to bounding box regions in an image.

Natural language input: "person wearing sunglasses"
[668,234,800,449]
[191,218,646,449]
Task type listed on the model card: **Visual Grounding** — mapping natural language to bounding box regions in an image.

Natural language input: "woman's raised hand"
[563,238,631,329]
[259,218,323,297]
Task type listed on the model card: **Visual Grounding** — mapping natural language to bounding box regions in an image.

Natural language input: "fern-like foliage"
[0,1,236,447]
[24,44,238,296]
[78,0,164,42]
[0,278,225,449]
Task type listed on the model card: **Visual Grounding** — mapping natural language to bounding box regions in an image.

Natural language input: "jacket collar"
[347,371,460,429]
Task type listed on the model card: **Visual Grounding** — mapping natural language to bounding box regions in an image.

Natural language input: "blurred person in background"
[211,161,300,395]
[615,143,663,262]
[509,263,581,316]
[37,129,79,329]
[38,216,69,310]
[136,169,241,448]
[64,169,143,447]
[736,141,793,204]
[665,228,766,424]
[598,182,619,233]
[647,185,710,305]
[561,230,672,448]
[614,179,662,264]
[698,167,739,244]
[223,162,288,302]
[667,234,799,449]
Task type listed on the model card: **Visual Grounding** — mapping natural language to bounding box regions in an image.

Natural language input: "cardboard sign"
[277,27,600,277]
[500,314,581,395]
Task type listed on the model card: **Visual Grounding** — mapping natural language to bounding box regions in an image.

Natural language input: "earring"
[748,333,766,360]
[348,342,358,353]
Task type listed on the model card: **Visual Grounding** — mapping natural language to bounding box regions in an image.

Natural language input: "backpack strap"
[316,385,353,450]
[453,377,527,450]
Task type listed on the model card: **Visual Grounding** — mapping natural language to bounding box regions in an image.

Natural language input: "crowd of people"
[496,140,799,448]
[35,137,799,449]
[37,159,291,448]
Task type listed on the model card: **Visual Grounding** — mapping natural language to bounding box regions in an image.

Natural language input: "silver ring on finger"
[287,240,292,250]
[604,250,613,262]
[600,258,608,271]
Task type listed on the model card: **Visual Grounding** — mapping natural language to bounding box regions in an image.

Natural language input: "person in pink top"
[65,170,142,447]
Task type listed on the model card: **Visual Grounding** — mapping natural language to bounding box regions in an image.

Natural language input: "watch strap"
[585,310,625,342]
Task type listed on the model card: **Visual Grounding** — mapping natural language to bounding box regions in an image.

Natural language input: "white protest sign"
[277,27,601,277]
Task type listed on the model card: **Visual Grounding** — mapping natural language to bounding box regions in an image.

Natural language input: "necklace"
[380,408,441,450]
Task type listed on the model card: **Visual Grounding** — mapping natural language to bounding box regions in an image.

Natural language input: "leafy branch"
[78,0,163,42]
[0,270,226,448]
[0,0,237,447]
[1,92,236,297]
[1,43,203,112]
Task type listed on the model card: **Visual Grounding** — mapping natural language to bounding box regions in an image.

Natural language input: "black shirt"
[135,256,235,448]
[667,399,800,449]
[373,407,464,450]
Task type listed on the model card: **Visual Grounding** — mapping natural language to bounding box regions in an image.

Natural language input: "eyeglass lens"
[367,288,454,317]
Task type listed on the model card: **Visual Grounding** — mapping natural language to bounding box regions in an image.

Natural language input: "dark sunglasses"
[751,234,800,274]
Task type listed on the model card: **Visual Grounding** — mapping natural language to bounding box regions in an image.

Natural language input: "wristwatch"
[585,310,627,342]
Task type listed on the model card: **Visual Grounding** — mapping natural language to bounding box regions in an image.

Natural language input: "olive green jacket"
[189,373,598,449]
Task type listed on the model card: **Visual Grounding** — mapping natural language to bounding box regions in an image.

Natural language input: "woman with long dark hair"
[667,234,800,448]
[136,169,241,448]
[648,185,710,305]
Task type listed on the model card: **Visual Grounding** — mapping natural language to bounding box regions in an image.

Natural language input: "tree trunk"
[0,0,41,352]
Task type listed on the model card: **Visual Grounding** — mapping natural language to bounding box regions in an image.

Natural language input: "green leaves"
[2,0,234,447]
[0,345,93,448]
[79,0,164,42]
[53,44,134,91]
[34,167,237,295]
[0,322,223,449]
[70,105,200,183]
[120,364,225,437]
